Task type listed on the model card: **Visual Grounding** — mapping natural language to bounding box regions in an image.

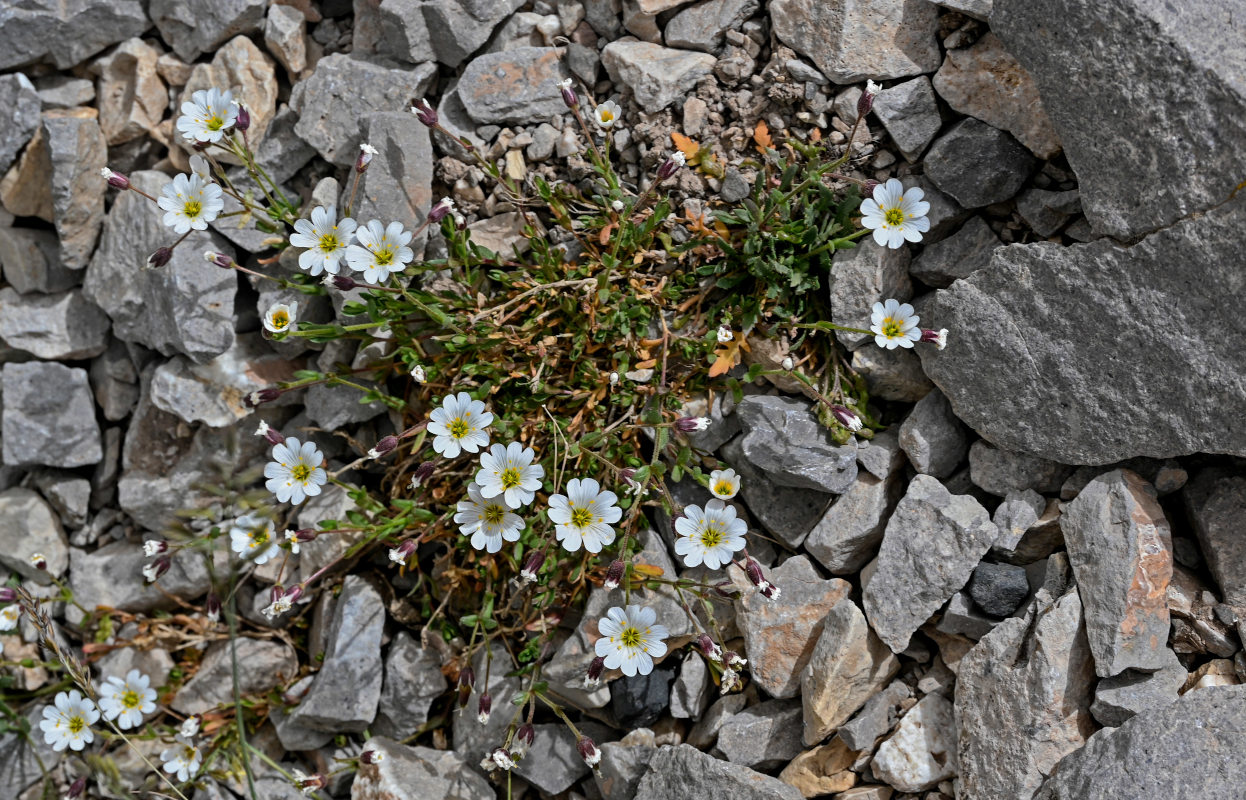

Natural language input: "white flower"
[475,442,544,509]
[189,154,211,181]
[262,594,293,619]
[455,483,524,553]
[594,100,622,130]
[345,219,414,284]
[716,325,733,343]
[160,734,202,782]
[870,298,921,350]
[0,605,19,630]
[670,151,687,167]
[229,513,281,565]
[720,667,740,694]
[674,499,747,569]
[427,392,493,458]
[708,468,741,500]
[176,87,237,143]
[284,529,301,555]
[143,540,163,558]
[865,79,881,97]
[289,205,358,276]
[548,478,622,554]
[557,78,573,90]
[98,670,157,730]
[412,365,426,383]
[610,200,624,212]
[157,173,224,234]
[180,716,200,738]
[141,562,162,582]
[781,356,794,370]
[594,605,669,677]
[264,437,328,505]
[263,301,298,334]
[39,691,99,752]
[360,142,378,157]
[860,178,931,249]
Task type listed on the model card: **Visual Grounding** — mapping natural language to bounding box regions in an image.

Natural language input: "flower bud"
[0,588,16,603]
[360,748,384,765]
[203,251,234,269]
[577,736,601,768]
[293,528,318,543]
[743,556,765,588]
[586,655,606,686]
[656,151,686,181]
[66,776,87,799]
[205,592,221,623]
[411,99,437,127]
[412,364,426,383]
[295,772,327,792]
[255,420,285,444]
[858,79,880,120]
[30,553,47,571]
[558,77,579,108]
[609,371,619,385]
[192,139,210,152]
[388,539,418,565]
[146,246,173,269]
[520,550,545,583]
[409,460,436,489]
[244,388,282,408]
[477,692,492,724]
[330,274,359,290]
[428,197,455,224]
[234,103,251,132]
[180,716,200,737]
[610,199,624,212]
[603,559,626,591]
[356,142,377,173]
[143,540,168,558]
[516,722,535,748]
[675,416,711,432]
[483,747,515,771]
[831,405,863,432]
[142,555,171,584]
[781,356,794,371]
[920,328,948,350]
[695,633,723,662]
[458,666,475,707]
[100,167,130,190]
[367,435,399,460]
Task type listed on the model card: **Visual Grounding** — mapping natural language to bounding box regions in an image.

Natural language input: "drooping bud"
[558,77,578,108]
[586,655,606,686]
[143,540,168,558]
[920,328,948,350]
[609,370,619,385]
[205,592,221,623]
[360,748,385,765]
[477,692,492,724]
[294,772,328,793]
[656,151,686,181]
[66,776,87,799]
[675,416,711,432]
[180,716,200,737]
[428,197,455,224]
[412,364,427,383]
[234,102,251,132]
[577,736,601,769]
[293,528,318,543]
[388,539,418,565]
[142,555,171,583]
[516,722,535,749]
[611,199,624,212]
[411,98,437,127]
[602,559,626,591]
[831,405,863,432]
[519,550,546,583]
[330,274,359,290]
[100,167,130,190]
[694,634,723,662]
[203,251,234,269]
[858,79,880,120]
[458,665,475,707]
[146,246,173,269]
[367,435,399,460]
[409,460,436,489]
[355,142,377,173]
[255,420,285,444]
[244,387,282,408]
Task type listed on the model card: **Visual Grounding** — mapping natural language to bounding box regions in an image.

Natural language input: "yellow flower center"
[122,690,141,709]
[182,745,196,761]
[700,524,724,548]
[483,505,505,525]
[449,418,470,439]
[600,109,614,123]
[714,481,733,496]
[250,528,269,548]
[499,468,522,490]
[68,715,84,734]
[570,506,594,528]
[318,233,340,252]
[373,248,394,266]
[880,317,903,339]
[620,626,641,648]
[884,207,905,227]
[183,200,202,218]
[206,115,224,132]
[270,310,289,329]
[291,463,311,482]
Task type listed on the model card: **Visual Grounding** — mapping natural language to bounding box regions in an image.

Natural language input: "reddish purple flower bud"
[192,139,210,152]
[147,246,173,269]
[516,722,535,749]
[458,665,475,707]
[367,435,399,459]
[695,633,723,662]
[656,152,687,181]
[295,773,327,792]
[558,78,578,108]
[857,80,880,120]
[861,179,880,200]
[410,460,436,488]
[244,387,282,407]
[30,554,47,571]
[293,528,318,542]
[674,415,711,432]
[143,555,171,583]
[920,328,948,350]
[205,592,221,622]
[586,655,606,685]
[743,556,766,588]
[66,776,87,799]
[360,748,383,764]
[0,588,16,603]
[831,405,863,432]
[235,103,251,132]
[101,168,130,190]
[477,692,492,723]
[331,274,359,290]
[427,197,455,224]
[603,559,626,591]
[204,251,234,269]
[520,549,546,583]
[355,142,377,173]
[412,98,437,127]
[577,736,601,768]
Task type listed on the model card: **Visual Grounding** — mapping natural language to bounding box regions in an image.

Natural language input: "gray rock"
[634,743,804,800]
[856,428,907,482]
[991,490,1063,564]
[1062,469,1174,677]
[459,46,572,124]
[687,692,748,749]
[838,679,911,752]
[150,0,267,61]
[150,335,302,427]
[1184,469,1246,606]
[0,288,109,360]
[1034,685,1246,800]
[36,75,95,109]
[956,587,1095,800]
[85,171,236,364]
[264,4,307,75]
[909,216,1001,288]
[612,662,677,728]
[284,576,384,732]
[355,0,525,68]
[295,486,363,584]
[828,238,912,350]
[596,729,658,800]
[863,474,997,653]
[680,393,740,453]
[290,54,437,166]
[344,111,435,238]
[992,0,1246,240]
[967,561,1029,617]
[968,440,1070,496]
[924,118,1037,208]
[718,437,832,548]
[872,694,957,793]
[937,589,999,640]
[720,167,750,202]
[2,362,102,468]
[718,697,803,769]
[44,111,107,269]
[30,470,91,528]
[601,41,716,113]
[665,0,760,53]
[908,176,971,245]
[735,554,851,698]
[433,84,487,160]
[352,736,494,800]
[97,38,166,146]
[0,706,62,800]
[453,642,523,770]
[1090,647,1186,727]
[733,396,859,494]
[873,77,942,162]
[236,105,316,186]
[805,470,902,575]
[917,200,1246,464]
[94,640,175,689]
[172,638,298,715]
[932,32,1059,159]
[516,722,612,795]
[373,631,447,741]
[0,0,148,70]
[801,597,900,745]
[670,653,711,720]
[0,227,78,294]
[0,74,39,175]
[937,0,991,19]
[898,389,969,479]
[0,488,68,580]
[770,0,940,83]
[70,539,211,615]
[1017,188,1081,237]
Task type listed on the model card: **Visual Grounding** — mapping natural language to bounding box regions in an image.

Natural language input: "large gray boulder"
[634,744,804,800]
[1,362,102,468]
[769,0,940,83]
[917,200,1246,465]
[0,0,148,70]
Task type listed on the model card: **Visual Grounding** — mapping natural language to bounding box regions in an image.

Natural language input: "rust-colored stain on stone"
[1119,471,1173,640]
[462,49,561,105]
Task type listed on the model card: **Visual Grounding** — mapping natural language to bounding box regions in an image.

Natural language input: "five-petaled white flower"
[40,691,99,752]
[594,605,669,677]
[428,392,493,458]
[860,178,930,249]
[0,604,19,630]
[229,513,281,565]
[708,468,741,500]
[161,734,202,782]
[674,499,747,569]
[716,325,733,343]
[180,716,200,737]
[264,437,327,505]
[345,219,414,284]
[475,442,544,509]
[262,593,293,620]
[289,205,358,276]
[548,478,622,554]
[98,670,157,730]
[263,301,298,334]
[594,100,622,130]
[157,173,224,234]
[285,529,300,555]
[870,298,921,350]
[455,482,524,553]
[176,87,237,143]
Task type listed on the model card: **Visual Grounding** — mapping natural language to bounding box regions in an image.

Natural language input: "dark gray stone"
[992,0,1246,239]
[665,0,760,53]
[611,662,676,728]
[909,176,971,244]
[459,47,573,124]
[718,698,803,769]
[873,76,942,162]
[0,0,148,70]
[828,237,912,351]
[805,471,902,575]
[909,216,1001,288]
[898,389,969,479]
[1017,188,1082,237]
[968,440,1072,497]
[916,201,1246,464]
[1090,647,1186,727]
[0,74,39,174]
[967,561,1029,617]
[991,490,1064,564]
[345,112,434,245]
[924,118,1037,208]
[0,288,109,360]
[172,638,298,715]
[634,743,804,800]
[372,631,447,741]
[515,722,609,795]
[150,0,267,61]
[452,642,522,771]
[838,679,911,752]
[720,436,832,549]
[69,539,211,616]
[669,653,711,720]
[0,488,68,580]
[352,737,494,800]
[0,227,78,294]
[2,362,102,468]
[596,729,658,800]
[733,396,859,494]
[769,0,940,83]
[601,41,716,113]
[937,589,999,640]
[852,346,934,402]
[1182,468,1246,606]
[355,0,525,68]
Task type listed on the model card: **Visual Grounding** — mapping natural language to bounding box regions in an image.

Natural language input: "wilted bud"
[656,151,686,181]
[203,251,234,269]
[66,776,87,799]
[330,274,359,290]
[428,197,455,224]
[675,416,711,432]
[367,435,399,460]
[483,747,515,772]
[695,633,723,662]
[477,692,492,724]
[411,98,437,127]
[294,772,327,793]
[205,592,221,623]
[146,246,173,269]
[831,405,863,432]
[586,655,606,686]
[143,540,168,558]
[360,748,384,765]
[602,559,626,591]
[520,550,546,583]
[577,736,601,768]
[558,77,578,108]
[255,420,285,444]
[356,142,377,173]
[100,167,130,190]
[234,103,251,132]
[858,79,880,120]
[920,328,948,350]
[388,539,418,565]
[458,666,475,707]
[30,553,47,571]
[515,722,536,750]
[142,555,171,584]
[244,387,282,408]
[409,460,436,489]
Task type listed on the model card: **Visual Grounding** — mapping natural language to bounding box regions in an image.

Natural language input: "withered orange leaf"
[753,119,772,154]
[671,131,700,161]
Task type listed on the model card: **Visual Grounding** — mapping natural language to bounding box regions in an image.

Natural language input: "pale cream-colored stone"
[0,124,53,220]
[98,38,167,145]
[780,738,859,798]
[181,36,278,161]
